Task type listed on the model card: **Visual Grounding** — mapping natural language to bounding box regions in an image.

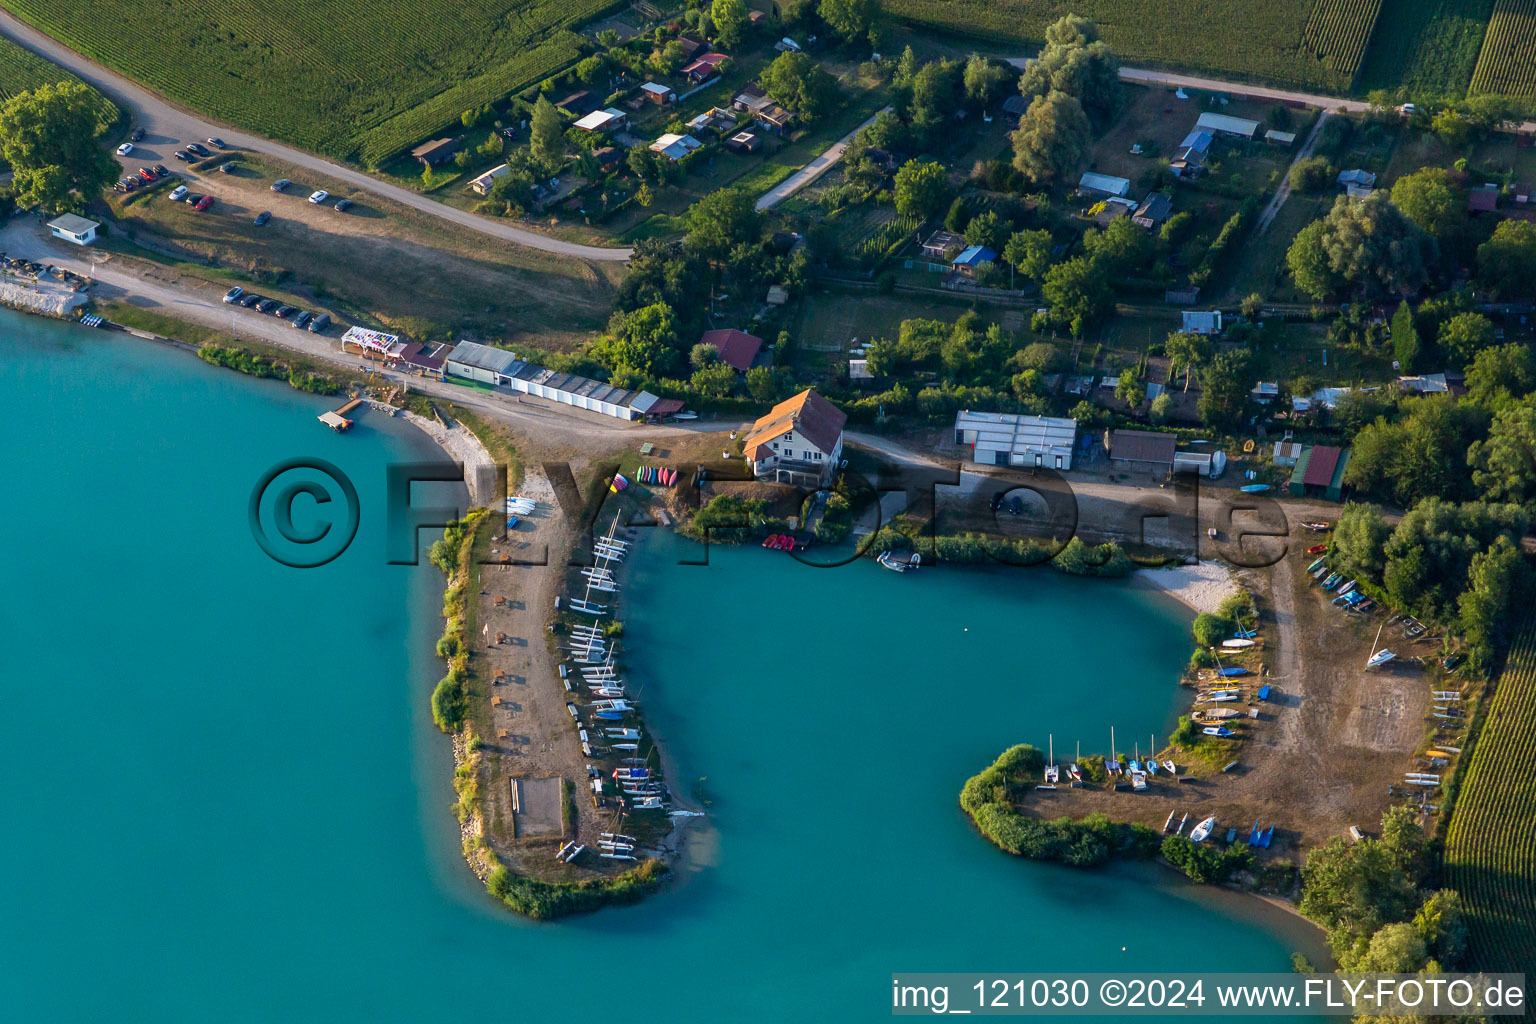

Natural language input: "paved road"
[0,11,633,262]
[755,108,890,211]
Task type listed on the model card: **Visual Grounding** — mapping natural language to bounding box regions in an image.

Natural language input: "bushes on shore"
[429,513,483,733]
[868,529,1136,577]
[196,342,338,394]
[487,859,667,919]
[1162,834,1252,883]
[960,745,1161,868]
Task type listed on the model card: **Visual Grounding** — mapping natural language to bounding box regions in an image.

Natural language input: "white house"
[649,132,703,161]
[47,213,99,246]
[468,164,510,195]
[1182,310,1223,335]
[744,389,846,486]
[954,410,1077,470]
[1079,172,1131,198]
[445,340,521,385]
[1196,112,1260,139]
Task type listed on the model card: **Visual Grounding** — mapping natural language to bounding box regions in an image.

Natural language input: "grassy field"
[1356,0,1495,98]
[1444,623,1536,973]
[884,0,1382,91]
[1470,0,1536,98]
[0,0,613,164]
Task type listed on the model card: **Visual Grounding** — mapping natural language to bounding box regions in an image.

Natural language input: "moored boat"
[1190,815,1216,842]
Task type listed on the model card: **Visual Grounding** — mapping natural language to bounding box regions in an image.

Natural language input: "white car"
[116,142,134,156]
[307,190,329,205]
[168,185,189,201]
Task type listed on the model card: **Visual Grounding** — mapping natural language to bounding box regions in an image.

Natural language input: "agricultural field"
[1444,623,1536,973]
[882,0,1383,91]
[0,33,78,98]
[0,0,613,165]
[1470,0,1536,98]
[1355,0,1495,98]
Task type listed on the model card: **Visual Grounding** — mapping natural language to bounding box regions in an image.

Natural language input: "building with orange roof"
[742,388,846,486]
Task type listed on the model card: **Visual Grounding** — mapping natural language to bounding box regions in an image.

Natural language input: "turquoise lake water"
[0,311,1317,1021]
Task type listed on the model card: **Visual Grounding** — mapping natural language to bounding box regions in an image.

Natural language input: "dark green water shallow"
[0,312,1320,1022]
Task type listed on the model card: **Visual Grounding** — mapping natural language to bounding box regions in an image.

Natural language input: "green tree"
[593,302,682,380]
[0,80,118,212]
[711,0,748,48]
[1469,402,1536,506]
[1017,15,1119,124]
[1004,228,1053,284]
[1390,167,1464,242]
[1041,255,1111,333]
[1458,535,1527,669]
[963,209,1006,251]
[690,341,721,369]
[1436,311,1495,368]
[1331,502,1391,582]
[944,195,972,233]
[1300,838,1420,945]
[690,361,737,397]
[963,53,1010,109]
[686,187,760,263]
[1348,922,1428,973]
[1288,154,1332,193]
[1115,364,1144,408]
[575,55,608,87]
[746,365,779,403]
[893,158,949,219]
[1149,392,1174,424]
[1164,331,1212,392]
[1011,90,1091,185]
[1196,350,1253,429]
[1286,219,1342,299]
[1287,193,1435,300]
[760,50,837,118]
[1082,216,1151,276]
[1476,219,1536,299]
[1466,344,1536,408]
[1390,301,1420,372]
[528,94,564,169]
[894,45,919,85]
[818,0,876,44]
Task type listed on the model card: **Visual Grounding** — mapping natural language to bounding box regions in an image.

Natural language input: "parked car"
[153,164,169,177]
[238,293,262,307]
[130,126,145,142]
[307,190,329,204]
[194,195,215,211]
[187,142,210,157]
[116,142,134,156]
[219,162,237,174]
[1008,496,1022,516]
[206,137,226,149]
[253,210,271,226]
[183,193,204,205]
[275,305,297,318]
[270,178,291,192]
[257,299,280,314]
[223,286,244,304]
[334,198,352,212]
[291,311,313,328]
[120,177,138,191]
[168,185,189,201]
[306,313,331,333]
[137,167,156,181]
[173,150,191,161]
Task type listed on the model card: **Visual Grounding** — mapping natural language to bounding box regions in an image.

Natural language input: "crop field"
[1356,0,1495,97]
[0,34,91,100]
[1302,0,1383,83]
[883,0,1383,91]
[1444,623,1536,972]
[0,0,615,164]
[1470,0,1536,98]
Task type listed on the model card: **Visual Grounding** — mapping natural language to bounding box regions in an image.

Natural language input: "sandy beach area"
[398,408,497,506]
[1137,560,1238,614]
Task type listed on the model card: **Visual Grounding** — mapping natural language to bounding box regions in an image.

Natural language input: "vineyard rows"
[1444,622,1536,972]
[880,0,1379,92]
[1470,0,1536,98]
[0,0,618,162]
[0,33,89,100]
[1301,0,1383,81]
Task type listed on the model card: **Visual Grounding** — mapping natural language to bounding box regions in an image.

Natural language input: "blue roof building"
[1179,130,1213,154]
[951,245,998,277]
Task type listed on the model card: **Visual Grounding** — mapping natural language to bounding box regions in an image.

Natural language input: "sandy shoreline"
[396,407,496,506]
[1136,560,1239,614]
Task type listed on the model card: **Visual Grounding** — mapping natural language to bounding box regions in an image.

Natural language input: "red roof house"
[699,328,763,372]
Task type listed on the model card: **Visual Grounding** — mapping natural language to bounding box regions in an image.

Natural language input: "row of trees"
[1011,16,1119,186]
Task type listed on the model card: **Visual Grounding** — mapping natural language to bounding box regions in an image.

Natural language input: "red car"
[194,195,215,211]
[1306,543,1328,555]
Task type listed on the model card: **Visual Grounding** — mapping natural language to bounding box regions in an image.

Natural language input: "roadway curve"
[0,10,634,262]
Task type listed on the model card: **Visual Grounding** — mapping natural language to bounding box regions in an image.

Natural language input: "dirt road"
[0,12,631,262]
[755,108,891,211]
[1,219,683,453]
